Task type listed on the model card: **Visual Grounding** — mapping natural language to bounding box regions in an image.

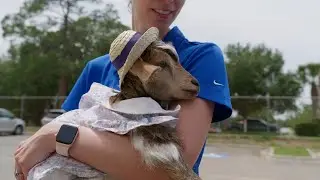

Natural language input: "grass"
[206,132,320,151]
[207,132,320,142]
[273,146,310,157]
[311,146,320,153]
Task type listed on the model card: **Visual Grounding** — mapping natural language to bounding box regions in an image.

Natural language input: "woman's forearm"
[68,126,170,180]
[48,98,212,180]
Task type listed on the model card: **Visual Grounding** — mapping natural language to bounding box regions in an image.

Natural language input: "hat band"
[112,32,142,70]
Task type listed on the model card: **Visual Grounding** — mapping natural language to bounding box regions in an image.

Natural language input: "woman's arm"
[175,99,213,166]
[65,97,213,180]
[13,97,212,180]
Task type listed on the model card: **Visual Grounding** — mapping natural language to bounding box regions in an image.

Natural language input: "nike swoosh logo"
[213,80,224,86]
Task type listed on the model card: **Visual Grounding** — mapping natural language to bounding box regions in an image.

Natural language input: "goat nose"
[191,78,199,86]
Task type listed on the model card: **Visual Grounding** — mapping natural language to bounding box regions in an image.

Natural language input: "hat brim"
[118,27,160,87]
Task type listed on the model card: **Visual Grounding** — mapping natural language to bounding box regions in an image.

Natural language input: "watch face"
[56,124,78,145]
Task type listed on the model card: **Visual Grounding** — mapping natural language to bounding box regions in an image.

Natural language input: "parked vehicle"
[279,127,295,136]
[0,108,26,135]
[41,109,65,126]
[228,118,279,133]
[209,127,222,133]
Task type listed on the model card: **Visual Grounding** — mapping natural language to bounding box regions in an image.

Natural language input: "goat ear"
[109,93,125,105]
[129,58,159,83]
[155,41,179,61]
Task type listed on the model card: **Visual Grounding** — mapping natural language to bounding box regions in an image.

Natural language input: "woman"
[14,0,232,179]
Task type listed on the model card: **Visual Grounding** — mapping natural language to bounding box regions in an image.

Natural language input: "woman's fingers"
[13,132,57,180]
[14,145,29,180]
[14,145,23,156]
[12,124,61,180]
[14,140,26,156]
[14,140,26,180]
[14,159,25,180]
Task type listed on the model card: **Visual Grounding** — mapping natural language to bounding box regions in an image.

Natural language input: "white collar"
[80,82,180,116]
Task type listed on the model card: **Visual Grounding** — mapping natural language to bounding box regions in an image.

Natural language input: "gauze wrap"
[27,82,179,180]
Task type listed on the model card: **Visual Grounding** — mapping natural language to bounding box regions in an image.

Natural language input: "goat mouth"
[182,89,199,95]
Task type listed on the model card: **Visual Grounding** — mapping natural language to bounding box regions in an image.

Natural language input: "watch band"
[56,142,70,157]
[55,124,79,157]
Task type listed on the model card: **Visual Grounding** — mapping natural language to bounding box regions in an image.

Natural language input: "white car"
[0,108,26,135]
[41,109,65,126]
[279,127,295,136]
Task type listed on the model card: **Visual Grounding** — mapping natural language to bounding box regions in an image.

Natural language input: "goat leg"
[130,125,201,180]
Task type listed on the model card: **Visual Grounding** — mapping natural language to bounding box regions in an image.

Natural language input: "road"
[200,145,320,180]
[1,135,320,180]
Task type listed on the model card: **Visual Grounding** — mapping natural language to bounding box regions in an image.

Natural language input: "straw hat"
[109,27,160,87]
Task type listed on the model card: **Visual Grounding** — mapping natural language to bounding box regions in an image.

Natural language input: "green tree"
[250,108,275,123]
[225,43,303,119]
[286,105,313,128]
[0,1,129,125]
[1,0,128,107]
[297,63,320,121]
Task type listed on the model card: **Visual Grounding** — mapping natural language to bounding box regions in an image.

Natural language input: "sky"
[0,0,319,99]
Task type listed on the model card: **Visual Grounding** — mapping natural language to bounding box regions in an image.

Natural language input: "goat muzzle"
[191,78,199,87]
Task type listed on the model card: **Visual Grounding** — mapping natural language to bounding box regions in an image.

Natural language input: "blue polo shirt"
[62,26,232,175]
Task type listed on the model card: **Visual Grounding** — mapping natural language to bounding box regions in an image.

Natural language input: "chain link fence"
[0,95,319,126]
[0,96,66,126]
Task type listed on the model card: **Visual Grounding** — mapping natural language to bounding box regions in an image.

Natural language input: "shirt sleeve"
[186,43,232,122]
[61,62,91,111]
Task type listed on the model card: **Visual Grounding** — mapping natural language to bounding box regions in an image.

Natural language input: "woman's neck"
[132,21,169,40]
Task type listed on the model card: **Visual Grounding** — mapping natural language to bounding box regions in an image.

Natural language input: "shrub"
[294,122,320,137]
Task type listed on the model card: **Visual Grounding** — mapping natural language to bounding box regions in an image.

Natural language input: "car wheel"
[13,126,24,135]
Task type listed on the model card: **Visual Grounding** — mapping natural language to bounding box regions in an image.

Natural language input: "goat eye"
[159,61,167,68]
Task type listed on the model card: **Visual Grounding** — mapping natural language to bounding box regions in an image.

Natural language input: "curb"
[260,147,272,159]
[260,147,320,164]
[206,142,265,149]
[306,148,317,159]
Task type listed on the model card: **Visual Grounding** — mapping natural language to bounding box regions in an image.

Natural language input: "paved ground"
[200,145,320,180]
[1,135,320,180]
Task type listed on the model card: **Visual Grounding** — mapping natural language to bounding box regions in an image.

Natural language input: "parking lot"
[1,135,320,180]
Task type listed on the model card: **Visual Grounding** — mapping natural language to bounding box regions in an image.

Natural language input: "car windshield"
[0,108,15,118]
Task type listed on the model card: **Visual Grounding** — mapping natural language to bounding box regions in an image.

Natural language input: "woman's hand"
[14,122,62,179]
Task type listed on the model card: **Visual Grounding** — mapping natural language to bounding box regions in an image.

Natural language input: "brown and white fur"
[109,41,201,180]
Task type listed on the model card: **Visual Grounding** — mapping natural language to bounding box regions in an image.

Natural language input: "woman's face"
[132,0,185,35]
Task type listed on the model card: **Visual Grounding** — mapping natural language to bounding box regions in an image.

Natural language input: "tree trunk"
[311,82,318,121]
[316,75,320,121]
[243,118,248,133]
[55,1,71,109]
[56,74,68,108]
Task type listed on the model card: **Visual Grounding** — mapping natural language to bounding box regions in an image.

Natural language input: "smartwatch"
[55,124,79,157]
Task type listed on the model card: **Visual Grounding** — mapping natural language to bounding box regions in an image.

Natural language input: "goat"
[109,42,201,180]
[27,41,201,180]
